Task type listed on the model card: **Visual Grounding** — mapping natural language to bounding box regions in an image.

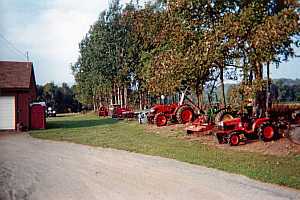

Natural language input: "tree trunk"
[254,62,263,80]
[196,84,203,110]
[113,84,117,104]
[249,69,253,85]
[116,86,119,105]
[139,92,143,110]
[220,67,226,108]
[93,95,96,111]
[106,87,109,105]
[266,62,270,117]
[119,87,123,107]
[124,86,127,107]
[110,87,113,105]
[196,84,201,108]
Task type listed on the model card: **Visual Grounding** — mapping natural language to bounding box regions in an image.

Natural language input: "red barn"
[0,61,37,131]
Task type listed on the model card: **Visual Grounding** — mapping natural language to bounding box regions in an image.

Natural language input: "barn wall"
[17,92,30,129]
[1,89,35,130]
[0,62,37,131]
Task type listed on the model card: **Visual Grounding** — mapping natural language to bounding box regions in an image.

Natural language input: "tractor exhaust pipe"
[179,87,189,106]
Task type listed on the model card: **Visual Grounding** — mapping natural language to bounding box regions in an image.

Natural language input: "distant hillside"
[273,79,300,86]
[273,79,300,101]
[220,79,300,102]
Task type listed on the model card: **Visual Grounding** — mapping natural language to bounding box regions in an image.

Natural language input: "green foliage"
[36,82,81,113]
[274,78,300,101]
[72,0,300,106]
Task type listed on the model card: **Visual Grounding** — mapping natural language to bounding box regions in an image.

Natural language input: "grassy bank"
[30,114,300,189]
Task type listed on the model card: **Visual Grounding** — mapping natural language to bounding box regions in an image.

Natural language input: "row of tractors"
[98,93,300,146]
[98,104,135,119]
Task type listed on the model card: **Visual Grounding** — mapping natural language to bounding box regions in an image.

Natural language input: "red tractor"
[110,104,135,119]
[98,106,108,117]
[147,90,200,126]
[215,113,280,146]
[147,103,195,126]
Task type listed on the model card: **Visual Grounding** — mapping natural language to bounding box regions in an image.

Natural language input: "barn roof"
[0,61,35,89]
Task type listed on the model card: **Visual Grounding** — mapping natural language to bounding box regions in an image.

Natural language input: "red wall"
[1,80,36,130]
[17,92,30,128]
[30,105,46,129]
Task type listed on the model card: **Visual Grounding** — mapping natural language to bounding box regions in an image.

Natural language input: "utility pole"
[26,51,29,61]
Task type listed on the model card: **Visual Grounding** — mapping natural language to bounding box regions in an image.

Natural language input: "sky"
[0,0,299,86]
[0,0,135,85]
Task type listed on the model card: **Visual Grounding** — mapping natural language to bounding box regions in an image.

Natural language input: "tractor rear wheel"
[154,113,168,127]
[258,123,277,142]
[176,105,194,124]
[214,110,234,123]
[229,133,240,146]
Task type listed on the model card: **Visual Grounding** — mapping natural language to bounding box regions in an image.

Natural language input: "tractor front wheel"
[229,133,240,146]
[258,123,277,142]
[176,106,194,124]
[154,113,168,127]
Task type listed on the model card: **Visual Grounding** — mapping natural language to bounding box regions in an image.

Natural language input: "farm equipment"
[269,103,300,122]
[98,106,108,117]
[213,102,300,146]
[147,103,195,126]
[214,103,297,146]
[137,109,151,124]
[147,89,201,126]
[185,115,214,135]
[185,106,236,135]
[109,104,135,119]
[269,103,300,144]
[215,115,279,145]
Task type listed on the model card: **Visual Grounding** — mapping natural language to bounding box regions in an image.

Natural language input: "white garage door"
[0,96,15,130]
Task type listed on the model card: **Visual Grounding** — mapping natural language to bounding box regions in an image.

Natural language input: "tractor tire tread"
[176,105,194,124]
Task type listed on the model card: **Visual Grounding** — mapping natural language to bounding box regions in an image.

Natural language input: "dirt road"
[0,134,299,200]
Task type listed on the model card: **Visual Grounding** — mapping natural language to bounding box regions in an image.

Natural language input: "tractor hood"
[221,118,241,126]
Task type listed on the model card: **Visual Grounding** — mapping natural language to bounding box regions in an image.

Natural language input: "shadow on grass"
[47,118,119,129]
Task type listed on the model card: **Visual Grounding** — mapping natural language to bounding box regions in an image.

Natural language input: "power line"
[0,39,26,60]
[0,32,27,59]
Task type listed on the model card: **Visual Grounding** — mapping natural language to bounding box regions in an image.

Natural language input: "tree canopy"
[72,0,300,109]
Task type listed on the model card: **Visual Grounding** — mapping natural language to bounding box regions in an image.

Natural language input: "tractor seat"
[241,114,256,130]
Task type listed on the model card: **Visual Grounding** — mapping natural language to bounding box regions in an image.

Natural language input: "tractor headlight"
[53,110,56,114]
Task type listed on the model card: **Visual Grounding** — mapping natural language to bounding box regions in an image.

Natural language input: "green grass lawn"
[30,113,300,189]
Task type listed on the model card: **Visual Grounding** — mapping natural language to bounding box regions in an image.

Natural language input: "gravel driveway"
[0,134,299,200]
